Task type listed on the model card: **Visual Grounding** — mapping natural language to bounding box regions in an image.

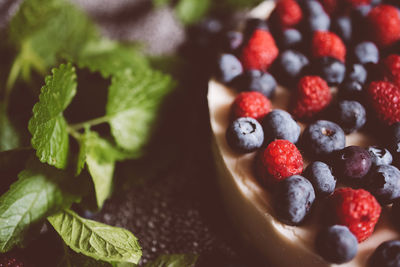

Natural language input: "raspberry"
[312,31,346,62]
[368,5,400,47]
[275,0,303,28]
[0,253,30,267]
[383,54,400,87]
[240,29,279,71]
[368,81,400,125]
[292,76,332,119]
[231,91,271,121]
[257,140,303,184]
[319,0,339,15]
[329,188,381,242]
[345,0,370,7]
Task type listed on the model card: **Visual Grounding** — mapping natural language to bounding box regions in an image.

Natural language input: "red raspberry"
[319,0,339,15]
[329,188,381,243]
[231,92,271,121]
[345,0,371,7]
[257,140,303,184]
[240,29,279,71]
[368,5,400,47]
[368,81,400,125]
[312,31,346,62]
[383,54,400,86]
[275,0,303,28]
[0,252,30,267]
[292,76,332,119]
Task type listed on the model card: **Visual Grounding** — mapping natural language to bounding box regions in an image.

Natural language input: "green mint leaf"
[175,0,210,25]
[0,106,20,152]
[106,69,175,154]
[48,209,142,264]
[58,245,113,267]
[145,254,198,267]
[28,63,77,169]
[0,161,79,253]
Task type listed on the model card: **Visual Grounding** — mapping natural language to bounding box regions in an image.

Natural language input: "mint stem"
[69,115,110,131]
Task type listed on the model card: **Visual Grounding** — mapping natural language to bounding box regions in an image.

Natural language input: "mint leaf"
[175,0,210,25]
[0,106,20,152]
[0,162,79,253]
[59,245,113,267]
[106,69,175,154]
[28,63,77,169]
[48,209,142,264]
[145,254,198,267]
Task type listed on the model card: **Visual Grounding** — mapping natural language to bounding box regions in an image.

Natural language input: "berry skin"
[226,117,264,153]
[231,91,271,121]
[367,81,400,125]
[232,70,277,99]
[318,0,339,15]
[292,76,332,119]
[216,54,243,84]
[368,5,400,47]
[370,240,400,267]
[302,0,331,32]
[280,28,303,48]
[275,0,303,28]
[243,18,269,39]
[222,31,243,53]
[383,54,400,87]
[347,64,367,85]
[353,41,379,64]
[0,252,30,267]
[277,50,310,85]
[262,109,301,144]
[240,29,279,71]
[333,100,366,133]
[312,31,346,62]
[332,16,352,44]
[302,120,346,157]
[274,175,315,225]
[314,57,346,86]
[338,80,364,101]
[304,161,336,196]
[258,140,303,184]
[316,225,358,264]
[365,164,400,205]
[329,188,381,242]
[368,146,393,166]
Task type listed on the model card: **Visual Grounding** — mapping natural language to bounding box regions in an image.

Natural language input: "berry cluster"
[215,0,400,265]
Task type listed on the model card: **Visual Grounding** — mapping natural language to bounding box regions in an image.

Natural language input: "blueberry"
[304,161,336,196]
[353,4,372,18]
[346,64,367,84]
[226,117,264,153]
[280,28,303,49]
[366,165,400,205]
[370,240,400,267]
[354,42,379,64]
[275,175,315,225]
[262,109,301,144]
[302,0,330,32]
[338,80,364,101]
[333,100,366,134]
[391,123,400,168]
[316,225,358,264]
[393,201,400,229]
[302,120,346,157]
[314,57,346,86]
[392,123,400,143]
[371,0,383,6]
[222,31,243,52]
[368,146,393,166]
[333,146,372,183]
[277,50,309,84]
[215,54,243,83]
[244,18,269,39]
[232,70,277,98]
[332,16,352,44]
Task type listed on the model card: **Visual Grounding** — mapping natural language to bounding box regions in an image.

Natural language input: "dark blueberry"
[304,161,336,196]
[277,50,309,83]
[354,42,379,64]
[314,57,346,86]
[338,80,364,101]
[189,17,224,49]
[280,28,303,49]
[353,4,372,18]
[316,225,358,264]
[274,175,315,225]
[226,117,264,153]
[332,16,352,44]
[222,31,243,52]
[391,123,400,168]
[393,201,400,229]
[333,100,366,134]
[244,18,269,39]
[215,54,243,83]
[302,120,346,157]
[346,64,367,84]
[392,122,400,143]
[262,109,301,144]
[368,146,393,166]
[302,0,330,32]
[333,146,372,183]
[366,165,400,205]
[232,70,277,98]
[370,240,400,267]
[370,0,383,6]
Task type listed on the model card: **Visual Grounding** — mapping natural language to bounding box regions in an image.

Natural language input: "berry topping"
[333,146,372,183]
[222,31,244,52]
[232,70,277,98]
[277,50,310,85]
[216,54,243,84]
[367,81,400,125]
[226,117,264,153]
[231,91,271,121]
[240,29,279,71]
[280,28,303,48]
[365,164,400,205]
[338,80,364,101]
[0,252,30,267]
[292,76,332,119]
[333,100,366,134]
[370,240,400,267]
[346,64,367,85]
[304,161,336,196]
[318,0,339,15]
[262,109,301,144]
[316,225,358,264]
[302,0,331,32]
[274,175,315,225]
[353,41,379,65]
[312,31,346,62]
[314,57,346,86]
[383,54,400,87]
[329,188,381,242]
[368,5,400,47]
[332,16,352,44]
[368,146,393,166]
[275,0,303,28]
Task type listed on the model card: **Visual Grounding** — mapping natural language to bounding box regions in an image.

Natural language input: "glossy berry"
[314,57,346,86]
[274,175,315,225]
[353,41,379,64]
[368,5,400,47]
[346,64,367,84]
[243,18,269,39]
[319,0,339,15]
[338,80,364,101]
[365,164,400,205]
[231,91,271,121]
[332,16,352,44]
[316,225,358,264]
[232,70,277,98]
[226,117,264,153]
[293,76,332,119]
[274,0,303,28]
[0,252,30,267]
[280,28,302,48]
[241,29,279,71]
[304,161,336,196]
[383,54,400,87]
[302,0,331,32]
[216,54,243,83]
[258,140,303,184]
[302,120,346,157]
[333,146,372,183]
[370,240,400,267]
[222,31,243,52]
[277,50,310,84]
[368,146,393,166]
[262,109,301,144]
[312,31,346,62]
[368,81,400,125]
[329,188,381,242]
[333,100,366,133]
